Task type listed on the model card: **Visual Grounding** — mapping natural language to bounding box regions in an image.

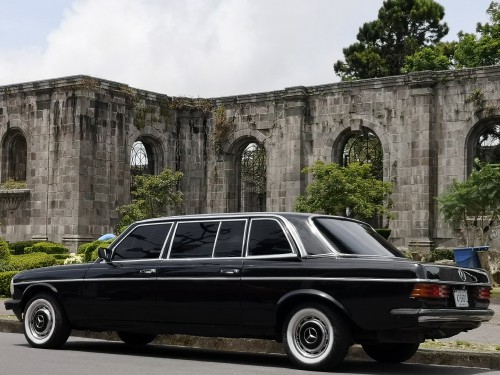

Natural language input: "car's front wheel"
[282,303,351,371]
[23,293,71,348]
[117,331,157,346]
[362,342,420,363]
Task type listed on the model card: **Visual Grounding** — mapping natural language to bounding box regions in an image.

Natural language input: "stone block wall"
[1,67,500,251]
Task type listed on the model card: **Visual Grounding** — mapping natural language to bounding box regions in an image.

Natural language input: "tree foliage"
[403,1,500,72]
[436,162,500,246]
[334,0,448,80]
[294,161,393,221]
[116,168,184,233]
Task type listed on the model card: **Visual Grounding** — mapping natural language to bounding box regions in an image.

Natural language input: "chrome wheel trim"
[287,308,334,364]
[25,299,55,344]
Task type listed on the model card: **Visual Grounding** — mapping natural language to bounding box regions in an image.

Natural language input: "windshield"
[313,218,404,257]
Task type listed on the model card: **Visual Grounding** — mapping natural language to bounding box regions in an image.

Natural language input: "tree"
[294,161,393,221]
[403,1,500,73]
[454,1,500,68]
[436,162,500,246]
[401,42,455,73]
[116,168,184,233]
[334,0,448,80]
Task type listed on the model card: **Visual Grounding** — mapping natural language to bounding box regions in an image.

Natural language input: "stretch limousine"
[5,213,494,371]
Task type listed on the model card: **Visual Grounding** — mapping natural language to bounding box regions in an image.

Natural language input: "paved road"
[440,298,500,345]
[0,332,498,375]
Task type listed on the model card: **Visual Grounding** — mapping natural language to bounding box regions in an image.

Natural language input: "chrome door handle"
[220,269,240,275]
[139,269,157,274]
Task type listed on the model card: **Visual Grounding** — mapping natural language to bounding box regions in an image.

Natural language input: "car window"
[313,218,404,257]
[113,223,172,260]
[247,219,293,256]
[213,220,246,258]
[170,221,219,259]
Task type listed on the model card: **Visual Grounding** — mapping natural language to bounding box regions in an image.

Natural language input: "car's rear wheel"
[282,303,351,371]
[23,293,71,348]
[117,331,157,346]
[362,342,420,363]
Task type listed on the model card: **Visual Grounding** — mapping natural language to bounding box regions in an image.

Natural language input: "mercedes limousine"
[5,213,494,371]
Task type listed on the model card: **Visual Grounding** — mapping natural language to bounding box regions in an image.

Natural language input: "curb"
[1,318,499,370]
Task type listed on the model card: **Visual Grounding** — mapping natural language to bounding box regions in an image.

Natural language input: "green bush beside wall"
[0,271,18,297]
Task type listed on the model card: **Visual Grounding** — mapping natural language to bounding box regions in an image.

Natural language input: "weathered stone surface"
[1,67,500,250]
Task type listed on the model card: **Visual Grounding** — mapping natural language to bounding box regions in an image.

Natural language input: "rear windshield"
[313,218,403,257]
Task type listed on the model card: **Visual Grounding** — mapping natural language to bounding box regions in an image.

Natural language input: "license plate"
[453,289,469,307]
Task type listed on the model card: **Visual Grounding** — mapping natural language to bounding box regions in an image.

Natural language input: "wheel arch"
[275,289,351,340]
[20,283,61,312]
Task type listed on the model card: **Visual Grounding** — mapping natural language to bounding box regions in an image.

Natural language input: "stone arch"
[226,135,267,212]
[465,115,500,173]
[324,116,391,181]
[1,128,27,182]
[336,127,383,180]
[129,134,164,176]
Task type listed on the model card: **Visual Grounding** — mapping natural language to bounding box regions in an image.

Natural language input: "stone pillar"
[407,80,436,252]
[278,87,309,211]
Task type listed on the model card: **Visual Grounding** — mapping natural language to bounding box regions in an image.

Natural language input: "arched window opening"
[341,128,383,180]
[130,140,155,176]
[2,130,27,183]
[474,123,500,166]
[239,142,266,212]
[340,128,383,227]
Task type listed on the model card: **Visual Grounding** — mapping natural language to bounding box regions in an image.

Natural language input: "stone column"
[407,79,437,252]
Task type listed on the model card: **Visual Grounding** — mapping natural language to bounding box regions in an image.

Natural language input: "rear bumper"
[391,308,494,325]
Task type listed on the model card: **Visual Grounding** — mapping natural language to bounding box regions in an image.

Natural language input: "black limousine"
[5,213,494,371]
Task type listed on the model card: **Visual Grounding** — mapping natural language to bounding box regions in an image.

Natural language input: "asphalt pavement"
[1,298,499,370]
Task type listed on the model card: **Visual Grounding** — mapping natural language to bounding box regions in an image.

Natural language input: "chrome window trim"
[245,217,297,257]
[13,277,493,287]
[166,218,248,260]
[307,216,340,255]
[111,222,173,261]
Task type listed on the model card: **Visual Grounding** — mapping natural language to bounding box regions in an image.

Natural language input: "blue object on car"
[98,233,116,241]
[453,246,489,268]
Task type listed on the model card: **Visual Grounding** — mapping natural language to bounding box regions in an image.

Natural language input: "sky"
[0,0,493,98]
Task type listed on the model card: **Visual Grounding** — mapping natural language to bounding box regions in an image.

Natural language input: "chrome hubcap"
[294,316,329,358]
[28,302,54,341]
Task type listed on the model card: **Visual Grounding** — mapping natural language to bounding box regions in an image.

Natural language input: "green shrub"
[30,242,69,255]
[83,240,107,262]
[77,242,93,255]
[375,228,391,240]
[9,241,39,255]
[9,253,57,271]
[430,247,454,262]
[0,238,10,262]
[0,271,18,297]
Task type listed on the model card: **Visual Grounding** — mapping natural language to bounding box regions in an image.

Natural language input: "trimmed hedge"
[79,240,113,263]
[0,238,10,262]
[9,253,58,271]
[0,271,18,297]
[375,228,391,240]
[25,242,69,255]
[8,241,39,255]
[430,247,454,262]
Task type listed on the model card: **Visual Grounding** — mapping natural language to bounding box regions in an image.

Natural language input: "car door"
[240,218,302,333]
[82,222,172,323]
[154,219,245,328]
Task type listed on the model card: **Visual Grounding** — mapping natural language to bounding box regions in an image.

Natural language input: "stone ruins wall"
[1,66,500,251]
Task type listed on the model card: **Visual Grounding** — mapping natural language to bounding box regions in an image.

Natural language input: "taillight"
[411,283,450,299]
[474,287,491,301]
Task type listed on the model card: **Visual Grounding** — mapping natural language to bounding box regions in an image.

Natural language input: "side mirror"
[97,247,112,262]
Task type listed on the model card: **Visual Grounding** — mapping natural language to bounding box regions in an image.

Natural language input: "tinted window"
[214,220,245,258]
[170,222,218,259]
[247,219,293,256]
[313,218,403,257]
[113,223,171,260]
